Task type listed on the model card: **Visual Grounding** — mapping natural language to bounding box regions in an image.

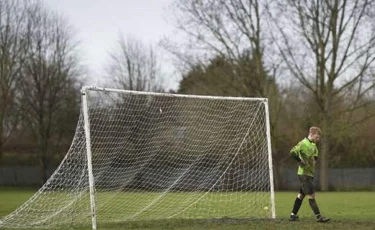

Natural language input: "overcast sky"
[45,0,179,90]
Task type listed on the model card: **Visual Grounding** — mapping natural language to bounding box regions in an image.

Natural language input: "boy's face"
[310,133,321,143]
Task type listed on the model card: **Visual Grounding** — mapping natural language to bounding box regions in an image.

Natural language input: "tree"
[179,53,278,97]
[168,0,286,189]
[0,0,30,162]
[19,2,82,184]
[166,0,274,93]
[178,52,287,188]
[106,34,164,92]
[179,55,239,96]
[268,0,375,190]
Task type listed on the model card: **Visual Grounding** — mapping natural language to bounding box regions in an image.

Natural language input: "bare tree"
[106,34,164,92]
[165,0,283,96]
[166,0,287,189]
[19,1,82,184]
[0,0,30,161]
[268,0,375,190]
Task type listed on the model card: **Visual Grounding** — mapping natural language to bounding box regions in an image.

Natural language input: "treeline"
[177,54,375,187]
[164,0,375,190]
[2,0,375,192]
[0,0,82,185]
[0,0,166,186]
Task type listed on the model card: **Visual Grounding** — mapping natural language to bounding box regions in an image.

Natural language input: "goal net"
[0,86,275,229]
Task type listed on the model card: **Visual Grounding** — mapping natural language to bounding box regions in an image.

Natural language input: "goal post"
[0,86,276,229]
[264,98,276,219]
[81,87,98,230]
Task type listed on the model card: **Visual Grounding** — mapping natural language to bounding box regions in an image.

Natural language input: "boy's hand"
[298,159,306,166]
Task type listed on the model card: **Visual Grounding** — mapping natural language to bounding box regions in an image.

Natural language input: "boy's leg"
[289,195,303,221]
[289,180,305,221]
[292,195,304,215]
[292,186,305,214]
[302,176,330,222]
[308,196,330,222]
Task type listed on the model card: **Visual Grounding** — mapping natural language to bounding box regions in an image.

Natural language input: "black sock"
[291,197,303,215]
[308,198,321,216]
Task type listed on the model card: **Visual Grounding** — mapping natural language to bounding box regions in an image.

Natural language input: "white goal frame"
[81,86,276,230]
[0,86,276,229]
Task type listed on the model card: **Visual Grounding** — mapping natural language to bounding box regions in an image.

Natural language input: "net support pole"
[264,99,276,219]
[81,87,98,230]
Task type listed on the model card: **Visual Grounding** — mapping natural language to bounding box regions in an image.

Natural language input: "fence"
[0,167,374,190]
[281,168,375,190]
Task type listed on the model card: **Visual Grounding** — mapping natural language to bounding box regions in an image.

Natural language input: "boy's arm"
[290,144,306,165]
[314,149,319,162]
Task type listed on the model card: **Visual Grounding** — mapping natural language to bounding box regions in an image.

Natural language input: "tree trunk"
[39,135,49,185]
[273,161,282,190]
[0,113,3,164]
[271,148,282,190]
[40,154,48,185]
[320,115,330,191]
[0,136,3,165]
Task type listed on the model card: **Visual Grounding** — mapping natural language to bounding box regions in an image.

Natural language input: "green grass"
[0,188,374,229]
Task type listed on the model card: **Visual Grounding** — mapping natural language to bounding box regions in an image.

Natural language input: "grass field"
[0,188,374,230]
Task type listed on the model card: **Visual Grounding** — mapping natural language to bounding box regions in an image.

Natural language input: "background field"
[0,188,374,230]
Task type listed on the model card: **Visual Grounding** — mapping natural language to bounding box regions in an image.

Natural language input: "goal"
[0,86,276,229]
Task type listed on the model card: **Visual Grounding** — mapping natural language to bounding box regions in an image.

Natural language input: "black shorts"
[298,175,315,195]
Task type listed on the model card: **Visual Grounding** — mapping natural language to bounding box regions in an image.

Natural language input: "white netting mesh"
[0,88,274,229]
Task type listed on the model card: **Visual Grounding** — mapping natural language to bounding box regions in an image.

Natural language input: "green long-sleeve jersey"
[290,138,319,177]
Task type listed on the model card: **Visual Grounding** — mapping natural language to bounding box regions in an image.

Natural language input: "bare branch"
[106,34,164,92]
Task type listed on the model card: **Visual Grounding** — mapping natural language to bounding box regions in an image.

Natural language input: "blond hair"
[309,126,322,135]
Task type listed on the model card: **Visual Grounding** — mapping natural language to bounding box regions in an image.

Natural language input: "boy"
[289,126,330,222]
